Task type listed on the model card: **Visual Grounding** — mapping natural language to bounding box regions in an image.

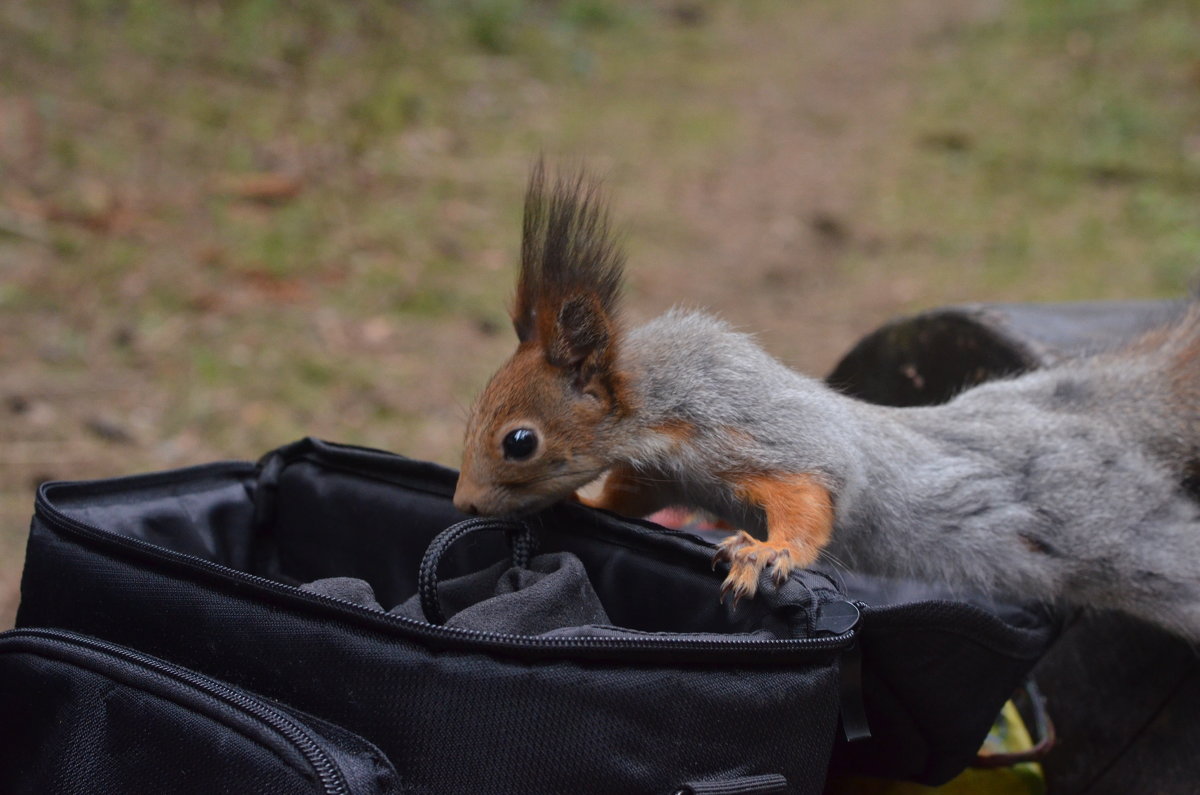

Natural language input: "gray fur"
[613,308,1200,639]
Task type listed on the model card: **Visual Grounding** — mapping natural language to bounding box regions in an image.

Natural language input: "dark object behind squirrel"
[455,163,1200,642]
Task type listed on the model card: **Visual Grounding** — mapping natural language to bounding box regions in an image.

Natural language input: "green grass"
[869,0,1200,306]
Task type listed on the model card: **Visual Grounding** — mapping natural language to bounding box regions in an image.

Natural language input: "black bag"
[0,627,402,794]
[6,436,1054,793]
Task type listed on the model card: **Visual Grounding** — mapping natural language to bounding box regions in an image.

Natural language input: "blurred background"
[2,0,1198,629]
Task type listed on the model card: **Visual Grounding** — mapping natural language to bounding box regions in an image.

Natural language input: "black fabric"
[11,437,1056,792]
[678,773,790,793]
[0,628,401,794]
[831,571,1055,781]
[16,440,848,794]
[302,549,616,634]
[300,576,386,610]
[394,550,613,633]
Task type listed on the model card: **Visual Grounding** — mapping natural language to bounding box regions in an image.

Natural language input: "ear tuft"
[512,160,625,352]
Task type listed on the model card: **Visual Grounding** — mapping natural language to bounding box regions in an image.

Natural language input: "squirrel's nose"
[453,494,480,516]
[452,480,482,515]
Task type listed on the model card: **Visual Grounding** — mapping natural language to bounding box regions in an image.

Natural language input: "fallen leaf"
[238,269,310,302]
[215,172,304,204]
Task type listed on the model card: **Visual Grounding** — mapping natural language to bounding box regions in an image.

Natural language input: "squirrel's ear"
[545,293,615,389]
[512,162,625,391]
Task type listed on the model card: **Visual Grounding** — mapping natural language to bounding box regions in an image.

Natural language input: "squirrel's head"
[455,164,630,516]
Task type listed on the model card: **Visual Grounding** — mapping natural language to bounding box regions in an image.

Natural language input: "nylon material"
[407,551,613,633]
[17,537,842,793]
[1,633,316,776]
[20,511,849,661]
[280,437,461,495]
[829,619,1044,784]
[1,629,403,794]
[679,773,790,794]
[580,542,788,635]
[0,649,326,793]
[270,460,810,637]
[270,462,493,607]
[45,474,257,569]
[839,571,1050,633]
[386,656,840,794]
[857,602,1055,660]
[285,707,405,795]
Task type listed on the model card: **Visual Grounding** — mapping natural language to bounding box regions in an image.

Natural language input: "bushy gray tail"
[1128,303,1200,468]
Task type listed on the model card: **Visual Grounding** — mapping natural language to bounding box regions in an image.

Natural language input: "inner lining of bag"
[47,466,791,637]
[263,460,793,636]
[49,472,261,570]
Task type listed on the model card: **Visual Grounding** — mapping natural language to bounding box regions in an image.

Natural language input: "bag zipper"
[34,476,857,662]
[2,627,350,795]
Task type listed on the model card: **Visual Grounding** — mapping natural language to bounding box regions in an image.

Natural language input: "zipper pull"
[811,605,868,749]
[837,640,871,742]
[812,600,860,636]
[812,600,871,742]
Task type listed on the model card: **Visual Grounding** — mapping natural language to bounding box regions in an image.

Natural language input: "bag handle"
[971,680,1056,768]
[417,517,537,625]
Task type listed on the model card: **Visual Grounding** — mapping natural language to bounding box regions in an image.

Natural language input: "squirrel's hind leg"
[714,473,835,605]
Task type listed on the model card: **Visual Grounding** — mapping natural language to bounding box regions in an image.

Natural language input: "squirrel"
[454,163,1200,640]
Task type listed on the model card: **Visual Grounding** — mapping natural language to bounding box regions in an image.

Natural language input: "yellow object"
[826,701,1045,795]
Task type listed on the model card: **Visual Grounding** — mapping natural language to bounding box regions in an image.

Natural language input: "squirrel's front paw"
[712,531,817,606]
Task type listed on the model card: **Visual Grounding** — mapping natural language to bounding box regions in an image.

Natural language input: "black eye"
[502,428,538,461]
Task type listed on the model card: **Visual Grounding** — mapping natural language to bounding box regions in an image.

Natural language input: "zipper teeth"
[10,628,349,795]
[35,488,855,656]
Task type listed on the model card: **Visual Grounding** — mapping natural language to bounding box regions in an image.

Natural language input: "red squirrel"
[455,164,1200,637]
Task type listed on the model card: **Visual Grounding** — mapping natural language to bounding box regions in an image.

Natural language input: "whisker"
[817,548,851,573]
[502,468,605,488]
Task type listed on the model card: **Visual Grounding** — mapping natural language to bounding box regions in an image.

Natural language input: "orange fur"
[653,418,697,442]
[580,464,671,518]
[579,421,696,516]
[714,472,834,603]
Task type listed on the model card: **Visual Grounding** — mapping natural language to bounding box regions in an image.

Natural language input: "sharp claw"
[770,554,792,586]
[736,580,756,608]
[716,532,792,606]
